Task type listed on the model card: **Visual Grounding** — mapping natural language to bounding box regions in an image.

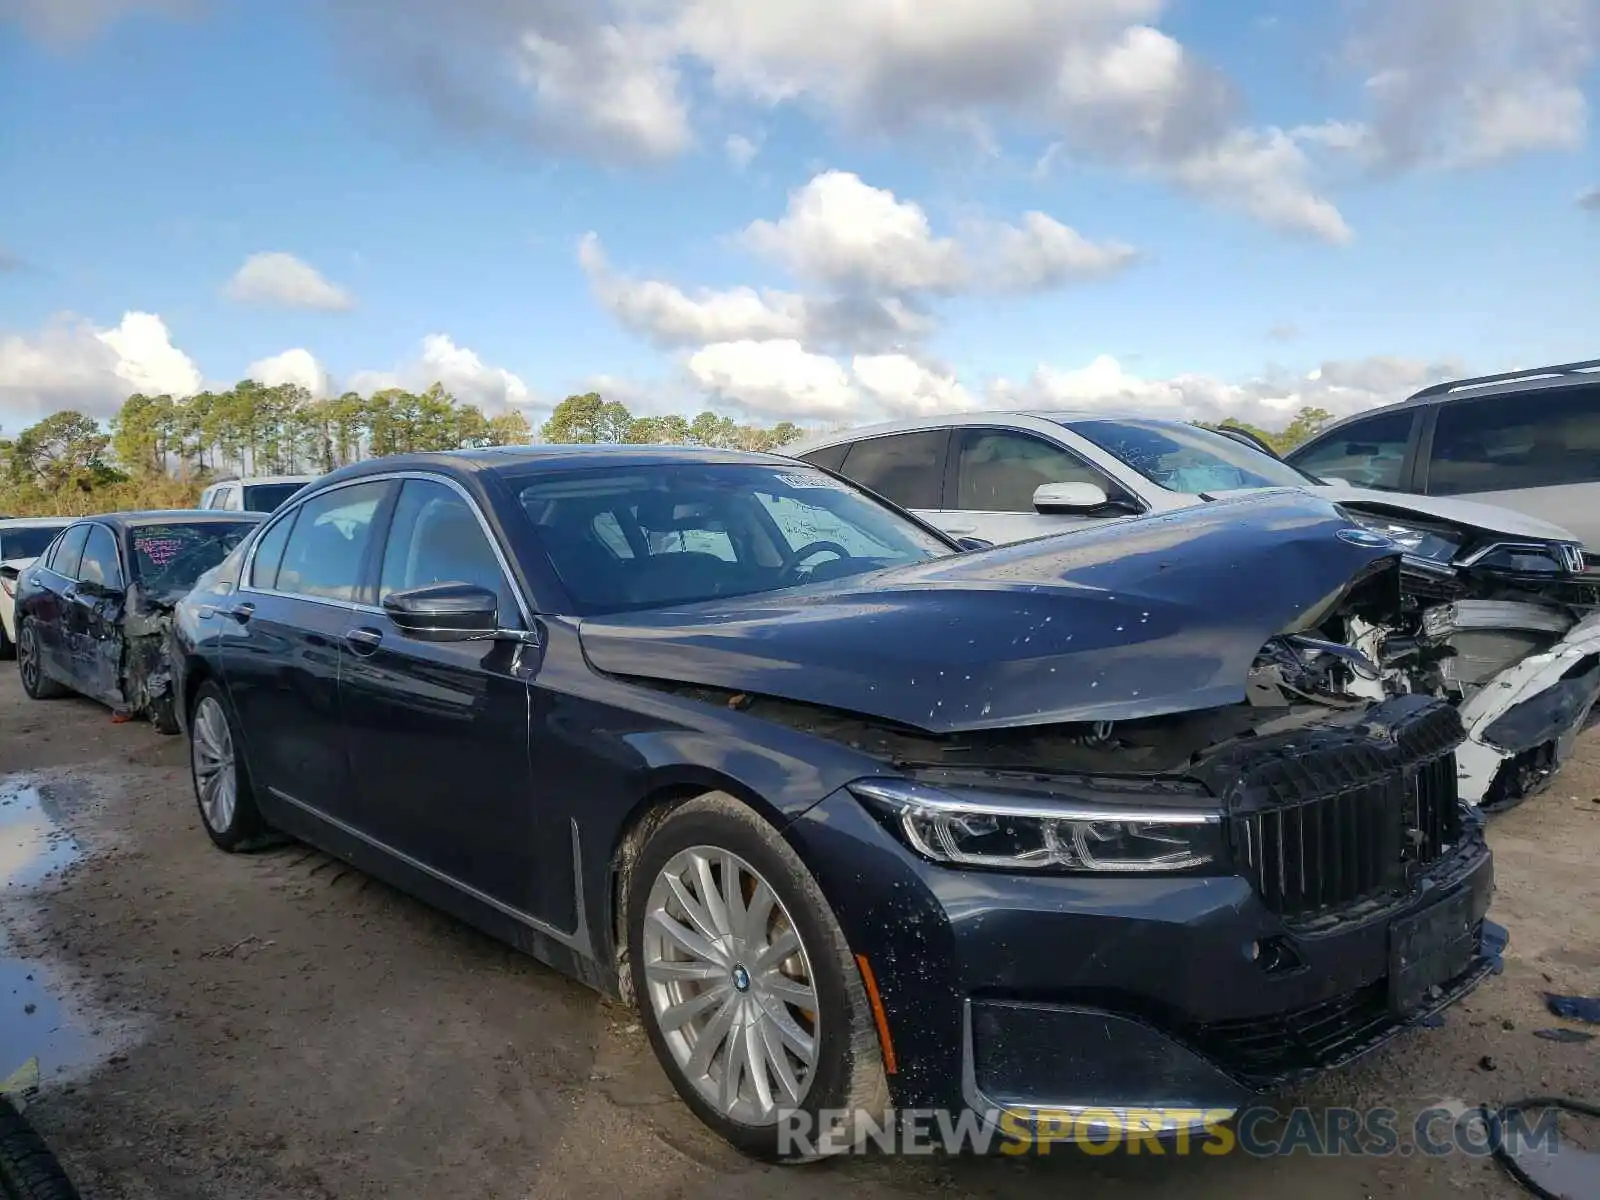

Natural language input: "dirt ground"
[0,666,1595,1199]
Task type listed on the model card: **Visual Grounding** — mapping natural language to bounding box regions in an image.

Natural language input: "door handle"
[344,627,383,655]
[222,602,254,624]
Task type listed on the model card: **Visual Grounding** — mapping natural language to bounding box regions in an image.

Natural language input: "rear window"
[242,482,308,512]
[1427,384,1600,495]
[131,522,259,600]
[0,526,67,561]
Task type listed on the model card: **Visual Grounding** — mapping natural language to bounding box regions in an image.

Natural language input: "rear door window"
[837,430,947,509]
[1427,385,1600,495]
[1287,410,1417,491]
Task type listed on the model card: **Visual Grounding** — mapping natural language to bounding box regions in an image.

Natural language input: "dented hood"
[577,491,1401,733]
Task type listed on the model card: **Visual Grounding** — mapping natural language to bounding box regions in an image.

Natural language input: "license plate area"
[1388,890,1477,1015]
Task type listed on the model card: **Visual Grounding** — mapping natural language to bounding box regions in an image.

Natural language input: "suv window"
[275,482,388,602]
[77,526,123,589]
[47,525,90,578]
[796,443,850,472]
[243,482,307,512]
[1287,410,1416,491]
[953,429,1110,512]
[0,525,66,561]
[838,430,946,509]
[379,480,522,626]
[1427,385,1600,496]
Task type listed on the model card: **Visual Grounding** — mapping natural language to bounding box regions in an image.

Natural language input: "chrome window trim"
[239,470,535,625]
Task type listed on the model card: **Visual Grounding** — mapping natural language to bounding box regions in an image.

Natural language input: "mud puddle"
[0,774,132,1090]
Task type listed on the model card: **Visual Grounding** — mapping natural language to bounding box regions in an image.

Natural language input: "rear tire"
[189,681,272,852]
[16,621,66,700]
[0,1095,81,1199]
[627,792,890,1162]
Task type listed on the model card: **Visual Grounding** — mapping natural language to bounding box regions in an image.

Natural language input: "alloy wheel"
[641,846,821,1126]
[191,696,238,833]
[18,624,39,693]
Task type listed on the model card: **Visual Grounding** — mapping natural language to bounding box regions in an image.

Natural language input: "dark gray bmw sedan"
[167,445,1502,1160]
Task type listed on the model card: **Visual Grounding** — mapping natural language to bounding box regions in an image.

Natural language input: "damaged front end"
[1278,509,1600,809]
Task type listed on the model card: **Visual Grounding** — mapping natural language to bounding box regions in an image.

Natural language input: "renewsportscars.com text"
[778,1105,1561,1158]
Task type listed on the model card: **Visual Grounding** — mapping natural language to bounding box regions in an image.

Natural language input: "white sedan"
[0,517,71,658]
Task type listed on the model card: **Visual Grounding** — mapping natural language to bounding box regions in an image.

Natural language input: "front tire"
[627,793,890,1162]
[189,681,271,851]
[16,620,66,700]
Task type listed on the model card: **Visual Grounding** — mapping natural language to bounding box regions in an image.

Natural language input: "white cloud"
[725,133,761,169]
[851,354,979,416]
[224,252,356,311]
[1168,128,1353,243]
[245,348,330,396]
[969,211,1140,289]
[579,232,809,344]
[0,0,183,42]
[742,170,969,293]
[578,230,934,354]
[349,334,531,412]
[686,339,860,420]
[317,0,1349,238]
[0,311,201,427]
[740,170,1139,294]
[676,334,1463,429]
[993,352,1463,426]
[1344,0,1598,168]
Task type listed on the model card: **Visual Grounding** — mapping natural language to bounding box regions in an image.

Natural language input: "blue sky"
[1,0,1596,438]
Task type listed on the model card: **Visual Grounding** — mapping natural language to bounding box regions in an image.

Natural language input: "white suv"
[198,475,315,513]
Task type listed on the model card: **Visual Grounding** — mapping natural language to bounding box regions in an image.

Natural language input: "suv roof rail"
[1409,358,1600,401]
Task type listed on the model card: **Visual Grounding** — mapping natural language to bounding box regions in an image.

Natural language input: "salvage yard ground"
[0,667,1595,1200]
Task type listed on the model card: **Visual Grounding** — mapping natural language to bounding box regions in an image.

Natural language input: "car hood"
[1207,484,1579,543]
[577,491,1400,734]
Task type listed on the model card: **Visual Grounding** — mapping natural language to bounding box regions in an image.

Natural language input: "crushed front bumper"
[1454,611,1600,807]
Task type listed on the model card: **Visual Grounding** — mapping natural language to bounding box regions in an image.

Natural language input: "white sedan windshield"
[1064,418,1317,494]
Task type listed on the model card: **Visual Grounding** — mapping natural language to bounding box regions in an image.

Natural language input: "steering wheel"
[778,540,851,583]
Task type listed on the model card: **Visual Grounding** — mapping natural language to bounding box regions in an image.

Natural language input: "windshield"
[242,482,308,512]
[0,525,67,561]
[131,522,259,601]
[1064,418,1317,494]
[510,463,955,614]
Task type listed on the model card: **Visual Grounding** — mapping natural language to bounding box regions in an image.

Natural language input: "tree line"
[0,378,1335,518]
[0,382,808,517]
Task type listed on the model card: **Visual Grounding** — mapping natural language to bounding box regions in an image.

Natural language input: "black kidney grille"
[1232,744,1462,919]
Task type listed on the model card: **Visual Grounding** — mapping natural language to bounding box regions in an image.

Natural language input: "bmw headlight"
[849,779,1226,874]
[1342,509,1462,564]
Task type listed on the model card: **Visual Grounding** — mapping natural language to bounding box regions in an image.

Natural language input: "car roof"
[312,443,801,487]
[0,517,73,529]
[74,510,267,532]
[207,474,317,486]
[784,410,1195,453]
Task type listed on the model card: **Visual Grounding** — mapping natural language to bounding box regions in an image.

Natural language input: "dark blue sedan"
[163,447,1499,1161]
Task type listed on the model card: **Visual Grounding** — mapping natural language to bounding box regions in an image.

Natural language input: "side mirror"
[1033,481,1112,515]
[956,536,994,552]
[383,583,500,642]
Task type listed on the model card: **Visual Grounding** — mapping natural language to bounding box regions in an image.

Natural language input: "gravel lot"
[0,665,1595,1199]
